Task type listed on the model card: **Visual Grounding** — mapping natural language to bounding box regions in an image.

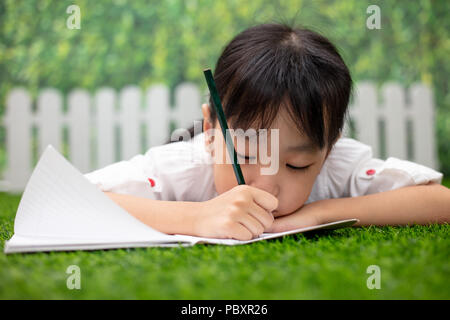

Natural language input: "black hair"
[166,22,352,151]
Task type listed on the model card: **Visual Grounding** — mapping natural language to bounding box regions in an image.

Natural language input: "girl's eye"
[237,154,256,160]
[286,164,311,171]
[238,153,311,171]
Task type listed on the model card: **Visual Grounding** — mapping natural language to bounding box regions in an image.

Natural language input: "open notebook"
[4,145,358,254]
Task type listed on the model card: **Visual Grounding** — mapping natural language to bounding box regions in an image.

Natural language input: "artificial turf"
[0,179,449,299]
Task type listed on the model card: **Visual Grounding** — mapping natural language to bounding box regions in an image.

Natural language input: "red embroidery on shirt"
[366,169,376,176]
[148,178,156,187]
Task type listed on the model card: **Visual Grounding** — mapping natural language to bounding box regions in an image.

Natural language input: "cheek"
[213,164,238,194]
[211,135,239,194]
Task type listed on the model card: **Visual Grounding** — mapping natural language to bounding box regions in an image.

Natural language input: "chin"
[272,210,290,218]
[273,203,306,218]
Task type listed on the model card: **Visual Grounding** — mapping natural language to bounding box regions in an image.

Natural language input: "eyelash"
[286,164,311,171]
[238,154,311,171]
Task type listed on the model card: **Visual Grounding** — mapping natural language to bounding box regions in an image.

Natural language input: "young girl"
[84,23,449,241]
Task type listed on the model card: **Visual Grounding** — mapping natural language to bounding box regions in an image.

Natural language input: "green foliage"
[0,0,449,173]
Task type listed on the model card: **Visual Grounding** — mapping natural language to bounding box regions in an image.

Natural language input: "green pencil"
[203,68,246,185]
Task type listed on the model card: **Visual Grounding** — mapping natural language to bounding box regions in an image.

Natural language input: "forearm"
[103,192,200,235]
[321,183,450,226]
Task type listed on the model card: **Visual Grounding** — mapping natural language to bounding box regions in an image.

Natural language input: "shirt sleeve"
[83,132,218,202]
[83,152,165,200]
[325,137,444,198]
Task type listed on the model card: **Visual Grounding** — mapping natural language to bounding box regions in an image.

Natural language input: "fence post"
[173,83,202,134]
[410,83,439,169]
[95,87,116,169]
[382,82,407,160]
[2,88,33,192]
[350,82,379,157]
[36,88,63,158]
[67,89,91,173]
[119,86,141,160]
[145,84,170,147]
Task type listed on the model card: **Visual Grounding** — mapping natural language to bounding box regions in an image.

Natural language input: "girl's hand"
[194,185,278,240]
[265,200,326,233]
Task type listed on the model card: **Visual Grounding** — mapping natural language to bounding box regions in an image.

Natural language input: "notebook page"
[10,144,181,244]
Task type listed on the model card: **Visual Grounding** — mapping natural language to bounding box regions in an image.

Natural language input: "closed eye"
[286,164,311,171]
[238,154,311,171]
[237,154,256,160]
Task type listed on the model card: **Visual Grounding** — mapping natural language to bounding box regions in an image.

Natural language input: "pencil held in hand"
[203,68,246,185]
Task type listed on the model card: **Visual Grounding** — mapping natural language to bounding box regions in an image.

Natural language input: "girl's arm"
[322,181,450,226]
[268,182,450,232]
[103,184,277,240]
[104,192,200,235]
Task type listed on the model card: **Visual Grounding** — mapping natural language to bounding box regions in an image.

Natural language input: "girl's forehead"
[224,107,308,140]
[231,122,313,150]
[266,107,307,139]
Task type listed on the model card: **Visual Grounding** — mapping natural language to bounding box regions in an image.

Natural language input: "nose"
[249,175,279,199]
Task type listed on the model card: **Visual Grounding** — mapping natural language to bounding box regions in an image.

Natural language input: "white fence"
[0,81,439,193]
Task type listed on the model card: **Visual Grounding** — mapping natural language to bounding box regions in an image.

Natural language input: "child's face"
[201,104,331,218]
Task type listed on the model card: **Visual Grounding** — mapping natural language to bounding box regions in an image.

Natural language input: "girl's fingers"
[229,222,254,241]
[244,186,278,213]
[247,201,274,230]
[236,212,265,238]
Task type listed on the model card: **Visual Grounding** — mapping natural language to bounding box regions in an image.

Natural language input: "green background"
[0,1,449,299]
[0,0,449,175]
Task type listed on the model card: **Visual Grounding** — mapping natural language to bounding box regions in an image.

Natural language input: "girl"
[84,23,449,241]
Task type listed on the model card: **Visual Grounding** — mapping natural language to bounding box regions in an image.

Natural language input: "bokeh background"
[0,0,449,175]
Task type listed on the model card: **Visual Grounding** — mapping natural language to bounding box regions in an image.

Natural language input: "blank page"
[10,145,178,243]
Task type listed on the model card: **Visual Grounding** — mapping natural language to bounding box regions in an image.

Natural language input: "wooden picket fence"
[0,81,439,193]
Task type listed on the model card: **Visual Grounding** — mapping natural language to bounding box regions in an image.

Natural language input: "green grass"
[0,179,449,299]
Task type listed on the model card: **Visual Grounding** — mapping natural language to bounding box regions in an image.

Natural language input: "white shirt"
[83,132,444,203]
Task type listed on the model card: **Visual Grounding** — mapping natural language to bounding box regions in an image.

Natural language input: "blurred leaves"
[0,0,449,173]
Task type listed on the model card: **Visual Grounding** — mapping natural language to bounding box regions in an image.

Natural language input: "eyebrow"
[287,142,319,153]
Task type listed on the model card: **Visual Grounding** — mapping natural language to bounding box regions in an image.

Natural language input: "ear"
[201,104,215,152]
[202,104,213,131]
